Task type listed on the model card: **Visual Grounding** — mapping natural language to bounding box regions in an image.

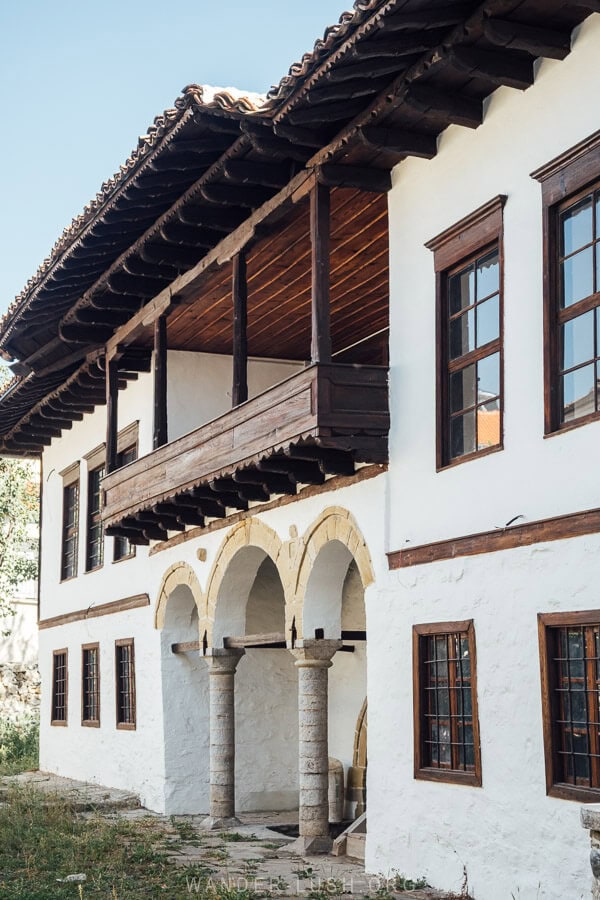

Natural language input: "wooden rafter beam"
[317,164,391,193]
[224,160,292,189]
[287,97,367,126]
[200,183,276,208]
[450,46,534,91]
[358,126,437,159]
[288,445,355,476]
[224,632,286,649]
[257,457,325,485]
[348,35,434,60]
[406,85,483,129]
[381,4,472,32]
[482,18,572,60]
[233,467,296,495]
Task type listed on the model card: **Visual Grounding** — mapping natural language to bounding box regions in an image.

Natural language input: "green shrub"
[0,716,39,774]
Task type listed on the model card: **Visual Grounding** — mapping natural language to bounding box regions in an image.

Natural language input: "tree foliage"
[0,365,39,619]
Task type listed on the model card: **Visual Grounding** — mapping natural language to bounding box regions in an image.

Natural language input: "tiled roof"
[0,84,265,343]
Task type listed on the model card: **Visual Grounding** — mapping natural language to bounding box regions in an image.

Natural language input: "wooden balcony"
[102,363,388,544]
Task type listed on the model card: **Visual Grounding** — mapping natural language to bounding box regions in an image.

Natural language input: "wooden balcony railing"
[102,363,388,544]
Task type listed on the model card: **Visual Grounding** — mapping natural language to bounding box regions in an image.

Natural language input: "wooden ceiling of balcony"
[162,186,388,362]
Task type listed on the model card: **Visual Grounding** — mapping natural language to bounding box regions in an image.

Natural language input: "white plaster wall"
[236,557,298,811]
[372,16,600,898]
[38,604,165,812]
[160,585,209,815]
[167,351,303,442]
[0,598,38,664]
[329,561,367,808]
[368,535,599,899]
[387,15,600,549]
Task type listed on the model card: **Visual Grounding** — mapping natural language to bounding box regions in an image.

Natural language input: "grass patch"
[219,832,258,843]
[0,786,214,898]
[0,717,39,776]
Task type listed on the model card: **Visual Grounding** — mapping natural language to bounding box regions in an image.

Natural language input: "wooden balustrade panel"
[102,363,388,527]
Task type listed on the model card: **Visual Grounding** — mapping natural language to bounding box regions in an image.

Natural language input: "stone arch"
[155,561,204,631]
[203,518,290,646]
[291,507,375,638]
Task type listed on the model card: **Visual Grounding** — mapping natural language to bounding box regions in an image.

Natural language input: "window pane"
[450,364,476,413]
[450,410,476,458]
[476,250,499,300]
[449,266,474,315]
[562,364,595,421]
[562,310,594,371]
[476,295,500,347]
[561,196,593,256]
[477,352,500,402]
[561,246,594,307]
[449,309,475,359]
[477,407,500,450]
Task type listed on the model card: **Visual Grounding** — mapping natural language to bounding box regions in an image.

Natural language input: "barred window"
[113,445,137,562]
[539,612,600,801]
[413,621,481,786]
[86,466,105,571]
[61,480,79,580]
[51,650,68,725]
[82,644,100,726]
[115,639,136,729]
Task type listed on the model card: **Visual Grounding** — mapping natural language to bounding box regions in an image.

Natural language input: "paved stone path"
[1,772,467,898]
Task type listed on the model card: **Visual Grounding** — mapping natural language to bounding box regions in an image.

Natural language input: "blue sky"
[0,0,351,317]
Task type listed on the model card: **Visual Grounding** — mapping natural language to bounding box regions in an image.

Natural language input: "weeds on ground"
[392,872,429,891]
[0,717,39,776]
[306,877,345,899]
[0,785,215,898]
[219,832,258,843]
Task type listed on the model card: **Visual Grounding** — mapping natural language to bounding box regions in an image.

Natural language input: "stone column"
[289,639,342,854]
[201,648,245,830]
[582,807,600,898]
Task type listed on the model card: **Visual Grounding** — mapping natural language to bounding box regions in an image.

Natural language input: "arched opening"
[304,542,368,822]
[160,583,209,814]
[214,548,298,812]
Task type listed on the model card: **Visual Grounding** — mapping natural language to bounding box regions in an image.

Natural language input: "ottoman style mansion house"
[3,2,600,896]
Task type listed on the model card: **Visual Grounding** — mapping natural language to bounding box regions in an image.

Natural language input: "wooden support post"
[153,314,168,449]
[310,182,331,364]
[106,357,119,474]
[232,251,248,407]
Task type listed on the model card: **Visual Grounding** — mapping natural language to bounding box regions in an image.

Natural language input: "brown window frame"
[60,465,80,581]
[538,609,600,802]
[115,638,136,730]
[113,438,138,563]
[426,196,506,470]
[532,130,600,436]
[81,643,100,727]
[85,463,105,572]
[51,648,68,726]
[413,620,482,787]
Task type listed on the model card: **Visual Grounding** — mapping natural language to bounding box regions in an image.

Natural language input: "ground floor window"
[539,611,600,800]
[413,620,481,786]
[115,639,136,729]
[82,643,100,726]
[51,649,68,725]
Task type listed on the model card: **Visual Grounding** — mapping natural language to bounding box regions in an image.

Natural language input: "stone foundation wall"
[0,663,41,722]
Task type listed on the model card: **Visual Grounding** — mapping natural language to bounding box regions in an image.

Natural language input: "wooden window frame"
[413,620,482,787]
[85,462,105,572]
[532,130,600,436]
[538,609,600,802]
[51,648,68,726]
[113,434,138,563]
[115,638,136,730]
[60,464,80,582]
[81,642,100,727]
[426,196,506,470]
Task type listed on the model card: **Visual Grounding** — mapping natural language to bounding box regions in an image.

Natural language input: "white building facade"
[2,3,600,898]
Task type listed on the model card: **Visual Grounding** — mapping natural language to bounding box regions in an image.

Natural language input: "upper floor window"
[538,611,600,802]
[426,197,505,468]
[60,463,80,581]
[113,441,137,562]
[86,463,105,572]
[51,649,68,725]
[413,620,481,787]
[82,643,100,726]
[532,130,600,434]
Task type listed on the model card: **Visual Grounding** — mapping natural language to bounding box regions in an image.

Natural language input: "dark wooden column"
[232,251,248,407]
[106,357,119,474]
[310,182,331,364]
[153,314,168,449]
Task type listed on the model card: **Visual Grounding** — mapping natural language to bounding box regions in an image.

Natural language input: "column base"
[200,815,243,831]
[285,834,332,855]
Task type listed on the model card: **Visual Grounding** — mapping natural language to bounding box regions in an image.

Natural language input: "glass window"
[61,481,79,580]
[85,465,105,571]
